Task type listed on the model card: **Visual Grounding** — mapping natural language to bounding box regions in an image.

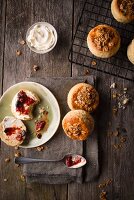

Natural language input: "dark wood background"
[0,0,134,199]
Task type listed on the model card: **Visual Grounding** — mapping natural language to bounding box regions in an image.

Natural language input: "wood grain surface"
[0,0,134,200]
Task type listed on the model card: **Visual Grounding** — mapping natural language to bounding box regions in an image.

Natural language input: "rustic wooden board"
[0,0,72,199]
[1,0,134,199]
[69,1,134,200]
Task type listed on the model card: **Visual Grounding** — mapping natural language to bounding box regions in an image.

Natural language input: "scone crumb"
[4,158,10,163]
[20,175,25,182]
[16,50,21,56]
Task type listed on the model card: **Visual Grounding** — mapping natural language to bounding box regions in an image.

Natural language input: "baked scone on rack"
[127,39,134,64]
[67,83,99,113]
[87,24,121,58]
[111,0,134,23]
[0,116,26,146]
[11,89,40,120]
[62,110,94,140]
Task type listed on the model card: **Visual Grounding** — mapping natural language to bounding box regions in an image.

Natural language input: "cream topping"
[27,24,56,51]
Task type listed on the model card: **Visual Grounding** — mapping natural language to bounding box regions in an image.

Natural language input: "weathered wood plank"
[1,0,72,199]
[69,0,134,199]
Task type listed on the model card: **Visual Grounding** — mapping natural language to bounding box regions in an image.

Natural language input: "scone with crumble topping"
[87,24,121,58]
[11,89,40,120]
[67,83,99,113]
[127,39,134,64]
[111,0,134,23]
[62,110,94,140]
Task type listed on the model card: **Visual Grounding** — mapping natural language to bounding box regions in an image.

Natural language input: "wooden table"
[0,0,134,199]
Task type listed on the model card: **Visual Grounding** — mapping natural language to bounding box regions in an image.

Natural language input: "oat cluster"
[93,27,116,52]
[118,0,134,16]
[74,87,96,112]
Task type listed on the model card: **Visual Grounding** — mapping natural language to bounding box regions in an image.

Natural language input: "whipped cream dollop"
[27,23,56,52]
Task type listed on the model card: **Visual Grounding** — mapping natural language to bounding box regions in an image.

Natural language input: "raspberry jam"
[4,127,20,136]
[65,156,82,167]
[16,90,35,114]
[36,121,46,132]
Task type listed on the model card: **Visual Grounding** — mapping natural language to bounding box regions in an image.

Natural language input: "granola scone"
[87,24,121,58]
[127,39,134,64]
[62,110,94,140]
[111,0,134,23]
[67,83,99,113]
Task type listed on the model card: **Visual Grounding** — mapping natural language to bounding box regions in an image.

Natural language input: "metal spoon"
[14,154,86,169]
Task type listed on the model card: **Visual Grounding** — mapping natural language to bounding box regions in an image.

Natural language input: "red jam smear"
[36,121,46,132]
[16,90,35,114]
[65,156,81,167]
[4,127,20,136]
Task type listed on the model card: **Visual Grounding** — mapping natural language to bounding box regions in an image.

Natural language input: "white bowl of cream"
[26,22,57,54]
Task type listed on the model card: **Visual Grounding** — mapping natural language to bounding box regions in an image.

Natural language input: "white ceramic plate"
[0,82,60,148]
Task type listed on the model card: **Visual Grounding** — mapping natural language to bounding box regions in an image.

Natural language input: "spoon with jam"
[14,154,86,169]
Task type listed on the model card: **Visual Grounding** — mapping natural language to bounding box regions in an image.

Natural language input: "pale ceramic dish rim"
[0,81,61,148]
[26,22,58,54]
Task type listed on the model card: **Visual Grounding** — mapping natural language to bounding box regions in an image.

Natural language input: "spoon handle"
[14,157,61,164]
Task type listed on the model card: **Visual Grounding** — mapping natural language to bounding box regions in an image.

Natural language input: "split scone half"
[87,24,121,58]
[11,89,40,120]
[0,116,26,146]
[111,0,134,23]
[62,110,94,140]
[67,83,99,113]
[127,39,134,64]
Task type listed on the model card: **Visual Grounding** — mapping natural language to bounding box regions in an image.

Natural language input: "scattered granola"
[15,164,20,168]
[110,82,116,89]
[113,143,122,149]
[16,50,21,56]
[91,60,97,66]
[113,130,119,137]
[4,158,10,163]
[112,107,118,115]
[15,146,19,150]
[98,178,113,189]
[18,39,25,45]
[85,69,90,75]
[99,191,107,200]
[36,146,44,152]
[14,152,21,157]
[20,175,25,182]
[33,65,39,72]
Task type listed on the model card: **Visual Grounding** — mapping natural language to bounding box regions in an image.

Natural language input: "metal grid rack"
[69,0,134,82]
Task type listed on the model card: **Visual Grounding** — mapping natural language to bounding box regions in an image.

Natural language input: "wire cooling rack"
[69,0,134,82]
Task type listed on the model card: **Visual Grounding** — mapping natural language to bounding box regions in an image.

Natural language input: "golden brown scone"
[111,0,134,23]
[67,83,99,113]
[87,24,121,58]
[0,116,26,146]
[62,110,94,140]
[127,39,134,64]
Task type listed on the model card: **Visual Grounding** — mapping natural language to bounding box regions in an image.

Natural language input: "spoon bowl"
[14,154,86,169]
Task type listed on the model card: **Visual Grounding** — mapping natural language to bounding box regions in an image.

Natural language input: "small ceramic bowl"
[26,22,57,54]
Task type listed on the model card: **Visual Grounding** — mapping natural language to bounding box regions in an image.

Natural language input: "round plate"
[0,82,60,148]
